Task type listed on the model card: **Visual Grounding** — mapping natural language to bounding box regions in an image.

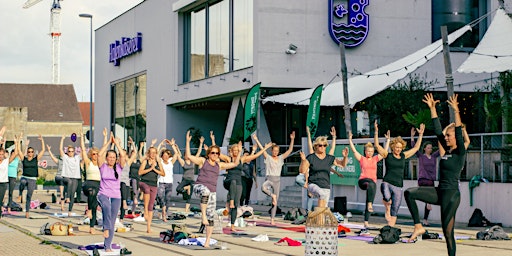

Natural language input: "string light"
[266,8,500,106]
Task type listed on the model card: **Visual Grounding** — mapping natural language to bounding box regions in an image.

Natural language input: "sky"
[0,0,144,102]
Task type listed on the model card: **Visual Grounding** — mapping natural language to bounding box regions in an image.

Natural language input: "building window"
[432,0,487,48]
[183,0,253,83]
[111,74,147,148]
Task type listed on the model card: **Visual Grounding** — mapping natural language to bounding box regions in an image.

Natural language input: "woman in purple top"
[411,127,440,226]
[97,132,126,252]
[185,130,240,248]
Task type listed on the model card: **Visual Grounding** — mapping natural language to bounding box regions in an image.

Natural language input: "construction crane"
[23,0,63,84]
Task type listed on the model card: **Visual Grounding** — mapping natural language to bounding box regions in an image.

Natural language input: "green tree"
[354,73,438,136]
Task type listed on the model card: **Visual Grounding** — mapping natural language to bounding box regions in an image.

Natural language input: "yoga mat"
[29,214,49,219]
[255,221,289,228]
[341,235,375,242]
[281,226,305,233]
[176,245,223,250]
[222,227,248,235]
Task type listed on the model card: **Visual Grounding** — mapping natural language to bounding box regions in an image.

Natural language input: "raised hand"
[210,131,215,141]
[299,151,306,161]
[447,94,459,111]
[342,147,349,157]
[46,145,51,151]
[290,131,295,140]
[330,126,336,138]
[374,120,379,133]
[423,93,439,109]
[264,142,272,149]
[385,130,391,140]
[410,127,416,137]
[186,130,192,142]
[417,123,425,134]
[103,127,107,138]
[348,131,353,140]
[199,136,205,144]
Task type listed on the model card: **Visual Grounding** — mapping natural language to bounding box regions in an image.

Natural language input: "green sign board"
[329,144,363,186]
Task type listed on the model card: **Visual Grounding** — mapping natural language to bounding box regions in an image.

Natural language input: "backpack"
[476,225,511,240]
[373,225,401,244]
[160,230,174,243]
[468,208,490,227]
[40,222,52,235]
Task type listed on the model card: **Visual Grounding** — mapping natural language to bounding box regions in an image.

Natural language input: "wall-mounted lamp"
[242,78,251,83]
[285,43,298,54]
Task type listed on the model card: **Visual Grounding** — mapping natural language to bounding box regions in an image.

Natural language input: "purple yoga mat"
[341,235,375,242]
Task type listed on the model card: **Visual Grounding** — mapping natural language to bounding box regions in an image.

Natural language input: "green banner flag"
[306,84,323,137]
[244,83,261,141]
[330,144,362,186]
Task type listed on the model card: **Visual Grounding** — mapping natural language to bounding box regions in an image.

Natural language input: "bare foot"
[89,228,96,235]
[229,200,235,209]
[25,212,29,218]
[202,217,209,226]
[270,219,275,226]
[231,225,236,232]
[203,244,210,248]
[105,249,113,252]
[409,224,426,242]
[367,202,374,213]
[146,229,152,233]
[103,230,109,238]
[86,210,92,219]
[271,194,277,206]
[123,201,128,210]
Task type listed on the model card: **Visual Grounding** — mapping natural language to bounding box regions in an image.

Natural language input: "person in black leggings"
[404,93,467,256]
[18,134,45,218]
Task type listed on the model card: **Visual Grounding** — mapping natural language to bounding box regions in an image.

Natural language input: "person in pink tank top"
[348,120,389,231]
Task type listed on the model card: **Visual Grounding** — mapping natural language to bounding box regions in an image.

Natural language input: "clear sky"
[0,0,144,102]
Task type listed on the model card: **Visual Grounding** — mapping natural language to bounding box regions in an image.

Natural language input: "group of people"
[327,93,466,256]
[0,93,468,255]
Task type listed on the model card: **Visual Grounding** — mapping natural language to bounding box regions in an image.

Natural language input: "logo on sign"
[328,0,370,47]
[109,32,143,66]
[39,160,48,169]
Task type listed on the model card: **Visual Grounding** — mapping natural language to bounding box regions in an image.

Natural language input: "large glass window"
[432,0,487,48]
[233,0,253,70]
[190,9,206,81]
[111,74,147,148]
[184,0,253,82]
[208,1,229,76]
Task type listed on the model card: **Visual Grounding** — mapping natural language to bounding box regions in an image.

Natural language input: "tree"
[354,73,438,136]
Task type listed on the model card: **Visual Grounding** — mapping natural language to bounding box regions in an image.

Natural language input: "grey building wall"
[94,0,500,144]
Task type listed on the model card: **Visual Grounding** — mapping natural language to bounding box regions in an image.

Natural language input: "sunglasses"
[317,144,328,148]
[210,151,220,155]
[68,151,74,153]
[27,151,34,153]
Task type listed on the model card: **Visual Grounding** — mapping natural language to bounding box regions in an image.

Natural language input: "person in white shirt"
[157,139,177,221]
[59,135,82,216]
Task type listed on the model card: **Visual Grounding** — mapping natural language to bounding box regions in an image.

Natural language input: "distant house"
[78,102,94,144]
[0,83,84,169]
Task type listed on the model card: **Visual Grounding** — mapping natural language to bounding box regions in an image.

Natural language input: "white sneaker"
[133,216,145,222]
[251,234,269,242]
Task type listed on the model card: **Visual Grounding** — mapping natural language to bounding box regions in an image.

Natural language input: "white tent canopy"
[263,25,471,107]
[458,9,512,73]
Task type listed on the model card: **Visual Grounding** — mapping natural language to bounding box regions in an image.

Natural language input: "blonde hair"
[390,136,407,150]
[364,142,374,152]
[87,147,100,159]
[313,136,328,149]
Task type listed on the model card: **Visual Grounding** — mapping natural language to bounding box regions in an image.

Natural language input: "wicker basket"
[305,207,338,256]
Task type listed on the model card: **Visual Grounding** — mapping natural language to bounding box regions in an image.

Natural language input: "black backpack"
[40,222,52,235]
[373,225,401,244]
[468,208,490,227]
